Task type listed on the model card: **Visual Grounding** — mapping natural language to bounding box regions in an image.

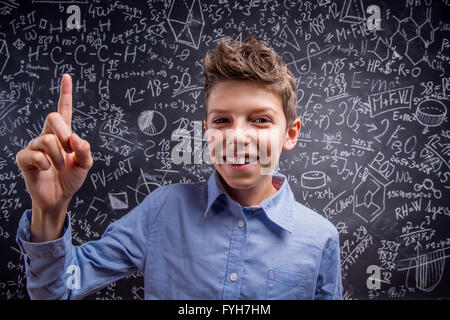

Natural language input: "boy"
[15,36,342,299]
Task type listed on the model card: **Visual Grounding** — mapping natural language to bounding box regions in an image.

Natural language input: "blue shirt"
[16,169,342,300]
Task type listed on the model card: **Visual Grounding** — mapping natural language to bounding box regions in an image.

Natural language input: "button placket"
[222,210,248,299]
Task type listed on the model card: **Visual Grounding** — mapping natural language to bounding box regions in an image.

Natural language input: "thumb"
[69,133,93,170]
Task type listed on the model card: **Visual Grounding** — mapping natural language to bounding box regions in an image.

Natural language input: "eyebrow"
[209,106,278,115]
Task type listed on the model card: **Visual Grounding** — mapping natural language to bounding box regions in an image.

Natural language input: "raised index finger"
[57,74,72,132]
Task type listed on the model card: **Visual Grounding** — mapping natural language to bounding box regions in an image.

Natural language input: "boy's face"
[203,80,301,191]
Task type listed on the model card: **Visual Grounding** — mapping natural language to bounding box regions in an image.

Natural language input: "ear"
[203,120,208,131]
[282,118,301,150]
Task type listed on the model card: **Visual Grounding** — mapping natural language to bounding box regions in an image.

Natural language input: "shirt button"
[230,273,238,282]
[237,219,245,228]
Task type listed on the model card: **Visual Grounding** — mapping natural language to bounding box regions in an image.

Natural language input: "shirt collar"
[204,169,295,233]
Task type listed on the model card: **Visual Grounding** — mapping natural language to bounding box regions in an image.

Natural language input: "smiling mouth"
[222,155,259,165]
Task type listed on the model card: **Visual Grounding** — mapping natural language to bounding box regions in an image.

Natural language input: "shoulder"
[291,200,339,247]
[142,181,207,208]
[133,181,207,227]
[291,200,337,233]
[155,181,206,197]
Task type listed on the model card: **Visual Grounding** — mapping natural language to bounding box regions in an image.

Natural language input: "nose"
[208,119,261,165]
[226,121,251,152]
[229,127,249,144]
[225,133,247,159]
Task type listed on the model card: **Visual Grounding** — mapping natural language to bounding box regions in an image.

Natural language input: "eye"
[212,118,228,124]
[253,117,271,123]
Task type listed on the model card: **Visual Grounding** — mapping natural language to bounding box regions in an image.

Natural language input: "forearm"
[16,209,73,299]
[30,202,68,243]
[17,192,154,300]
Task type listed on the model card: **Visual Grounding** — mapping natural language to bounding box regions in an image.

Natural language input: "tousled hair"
[202,35,298,129]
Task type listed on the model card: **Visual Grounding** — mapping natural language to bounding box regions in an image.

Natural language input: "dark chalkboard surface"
[0,0,449,300]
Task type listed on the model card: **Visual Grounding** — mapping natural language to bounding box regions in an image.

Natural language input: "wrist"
[30,202,69,242]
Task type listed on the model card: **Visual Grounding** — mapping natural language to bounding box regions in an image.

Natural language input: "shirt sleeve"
[314,232,343,300]
[15,188,165,300]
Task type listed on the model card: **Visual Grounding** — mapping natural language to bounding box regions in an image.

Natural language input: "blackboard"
[0,0,449,300]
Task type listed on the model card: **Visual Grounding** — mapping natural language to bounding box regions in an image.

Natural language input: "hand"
[16,74,93,216]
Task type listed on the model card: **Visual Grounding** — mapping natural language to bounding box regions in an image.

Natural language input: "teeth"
[227,157,245,164]
[224,156,258,164]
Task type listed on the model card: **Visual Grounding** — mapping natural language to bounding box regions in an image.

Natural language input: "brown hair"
[202,35,298,129]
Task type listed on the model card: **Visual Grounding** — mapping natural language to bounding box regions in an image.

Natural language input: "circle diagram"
[415,99,446,134]
[138,110,167,136]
